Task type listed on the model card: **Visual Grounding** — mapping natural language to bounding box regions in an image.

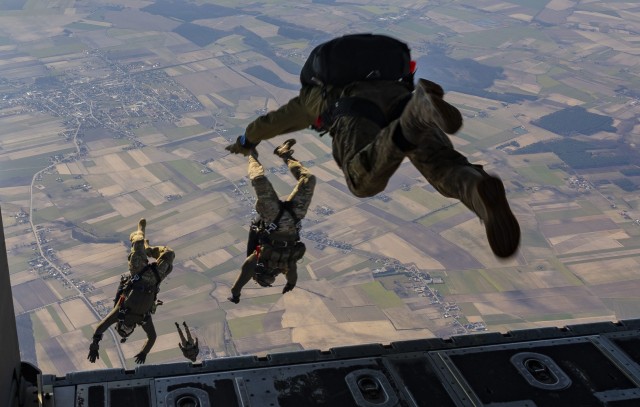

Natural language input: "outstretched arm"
[92,306,120,340]
[244,86,324,144]
[135,317,157,364]
[184,322,194,343]
[87,306,120,363]
[230,253,259,298]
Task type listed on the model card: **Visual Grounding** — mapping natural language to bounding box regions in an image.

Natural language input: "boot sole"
[274,138,296,156]
[477,177,520,258]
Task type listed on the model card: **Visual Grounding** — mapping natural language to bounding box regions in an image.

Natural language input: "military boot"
[400,79,463,144]
[274,138,296,161]
[129,218,146,243]
[472,173,521,258]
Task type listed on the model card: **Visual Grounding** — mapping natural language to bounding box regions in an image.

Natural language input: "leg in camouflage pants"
[89,218,172,364]
[329,80,520,258]
[248,153,315,231]
[330,81,481,207]
[230,152,310,301]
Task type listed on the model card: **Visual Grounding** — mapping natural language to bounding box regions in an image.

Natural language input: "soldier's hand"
[282,283,295,294]
[134,352,147,364]
[88,342,100,363]
[225,135,258,156]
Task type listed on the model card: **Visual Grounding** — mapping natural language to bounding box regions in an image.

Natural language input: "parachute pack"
[300,33,413,87]
[115,265,162,318]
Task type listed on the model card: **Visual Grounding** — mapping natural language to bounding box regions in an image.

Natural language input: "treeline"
[532,106,616,136]
[415,44,536,104]
[142,0,248,22]
[234,27,302,75]
[144,1,329,75]
[612,178,636,192]
[621,167,640,176]
[71,227,122,244]
[512,138,636,170]
[169,24,308,75]
[256,16,327,41]
[173,23,227,47]
[243,66,299,90]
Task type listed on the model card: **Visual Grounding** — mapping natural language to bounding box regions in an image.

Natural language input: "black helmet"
[116,321,135,340]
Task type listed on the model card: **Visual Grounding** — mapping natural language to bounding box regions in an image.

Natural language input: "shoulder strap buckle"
[265,223,278,233]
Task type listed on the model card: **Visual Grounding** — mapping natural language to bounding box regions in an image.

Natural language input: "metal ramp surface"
[38,319,640,407]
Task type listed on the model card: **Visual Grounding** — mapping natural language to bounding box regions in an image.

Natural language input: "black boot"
[473,173,521,258]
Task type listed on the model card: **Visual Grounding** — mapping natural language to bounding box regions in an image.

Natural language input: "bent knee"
[348,182,385,198]
[162,248,175,260]
[305,174,317,189]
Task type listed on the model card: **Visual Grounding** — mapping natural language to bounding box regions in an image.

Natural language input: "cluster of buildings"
[567,176,593,192]
[313,205,335,216]
[0,50,204,165]
[14,210,29,225]
[371,262,487,336]
[299,229,352,253]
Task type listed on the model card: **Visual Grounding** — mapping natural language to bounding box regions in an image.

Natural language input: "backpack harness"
[115,264,162,341]
[312,94,412,135]
[249,200,301,250]
[248,201,304,284]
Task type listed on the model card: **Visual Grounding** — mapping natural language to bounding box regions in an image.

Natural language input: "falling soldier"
[226,33,520,258]
[88,218,175,365]
[228,138,315,304]
[176,321,199,362]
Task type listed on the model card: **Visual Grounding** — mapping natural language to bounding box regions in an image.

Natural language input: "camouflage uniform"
[88,219,175,364]
[244,81,476,202]
[230,154,315,298]
[241,78,519,258]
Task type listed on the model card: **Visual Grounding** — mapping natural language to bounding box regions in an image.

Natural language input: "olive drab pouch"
[254,270,277,287]
[291,241,306,262]
[258,242,277,267]
[150,299,163,314]
[247,220,262,257]
[122,285,156,314]
[259,241,306,269]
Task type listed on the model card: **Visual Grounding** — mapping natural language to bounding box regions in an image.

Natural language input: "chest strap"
[315,94,411,133]
[264,201,301,239]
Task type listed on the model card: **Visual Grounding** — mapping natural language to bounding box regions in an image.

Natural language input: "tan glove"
[225,135,258,156]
